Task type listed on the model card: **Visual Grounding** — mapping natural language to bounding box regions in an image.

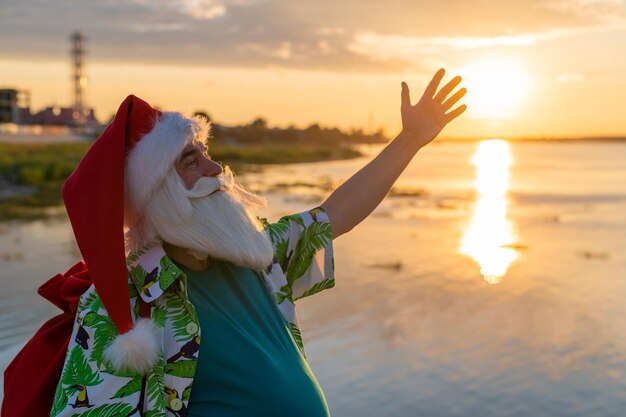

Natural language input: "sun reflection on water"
[460,139,518,284]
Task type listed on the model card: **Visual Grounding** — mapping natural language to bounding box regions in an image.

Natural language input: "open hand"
[401,68,467,148]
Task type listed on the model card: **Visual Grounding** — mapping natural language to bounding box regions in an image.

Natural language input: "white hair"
[125,165,274,271]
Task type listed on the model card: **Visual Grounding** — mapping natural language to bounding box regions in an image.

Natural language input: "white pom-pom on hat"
[63,96,201,374]
[103,318,160,374]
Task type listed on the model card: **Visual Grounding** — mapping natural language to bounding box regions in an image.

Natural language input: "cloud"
[545,0,626,24]
[178,1,227,20]
[347,22,625,66]
[239,41,293,60]
[348,32,543,60]
[130,23,188,33]
[0,0,624,72]
[127,0,244,20]
[315,27,347,36]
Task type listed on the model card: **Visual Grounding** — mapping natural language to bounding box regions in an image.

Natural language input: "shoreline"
[438,136,626,143]
[0,142,362,222]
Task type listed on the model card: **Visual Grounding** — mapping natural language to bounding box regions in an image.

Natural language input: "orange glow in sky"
[1,0,625,139]
[460,58,532,120]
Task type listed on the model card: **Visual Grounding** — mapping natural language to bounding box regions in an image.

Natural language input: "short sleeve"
[266,206,335,302]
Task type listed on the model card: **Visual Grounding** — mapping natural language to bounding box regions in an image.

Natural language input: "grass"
[210,142,361,164]
[0,142,91,221]
[0,141,361,221]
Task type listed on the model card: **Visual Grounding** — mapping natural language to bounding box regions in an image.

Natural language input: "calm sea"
[1,140,625,416]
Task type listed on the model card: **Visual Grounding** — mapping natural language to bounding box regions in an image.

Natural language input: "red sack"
[2,261,91,417]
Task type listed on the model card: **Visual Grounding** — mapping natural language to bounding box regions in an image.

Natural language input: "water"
[1,140,625,416]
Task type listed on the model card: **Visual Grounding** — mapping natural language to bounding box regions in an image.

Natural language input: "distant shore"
[438,136,626,142]
[0,141,361,221]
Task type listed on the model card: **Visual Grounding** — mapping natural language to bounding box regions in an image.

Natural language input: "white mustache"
[181,166,234,199]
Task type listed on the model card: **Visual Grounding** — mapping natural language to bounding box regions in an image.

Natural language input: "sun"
[459,58,531,119]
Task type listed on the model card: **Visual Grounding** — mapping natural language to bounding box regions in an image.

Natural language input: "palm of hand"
[401,68,467,147]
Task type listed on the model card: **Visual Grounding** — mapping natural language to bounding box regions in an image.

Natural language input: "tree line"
[192,112,387,145]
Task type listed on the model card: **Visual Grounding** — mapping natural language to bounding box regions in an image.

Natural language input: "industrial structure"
[71,31,87,126]
[0,31,98,128]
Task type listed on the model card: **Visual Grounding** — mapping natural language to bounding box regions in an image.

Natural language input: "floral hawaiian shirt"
[50,207,334,417]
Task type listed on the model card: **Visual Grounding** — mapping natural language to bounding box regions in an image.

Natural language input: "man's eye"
[185,159,197,167]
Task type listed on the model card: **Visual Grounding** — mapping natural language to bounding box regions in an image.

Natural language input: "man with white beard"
[142,163,275,273]
[2,69,465,417]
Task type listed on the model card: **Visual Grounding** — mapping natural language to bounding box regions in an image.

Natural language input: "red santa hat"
[62,94,209,373]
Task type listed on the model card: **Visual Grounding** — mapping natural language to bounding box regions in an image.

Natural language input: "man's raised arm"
[320,68,467,239]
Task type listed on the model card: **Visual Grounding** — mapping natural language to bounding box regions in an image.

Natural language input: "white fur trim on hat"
[126,111,210,215]
[124,112,210,252]
[103,318,160,374]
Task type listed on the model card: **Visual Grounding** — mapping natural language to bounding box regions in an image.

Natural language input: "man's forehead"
[180,140,207,155]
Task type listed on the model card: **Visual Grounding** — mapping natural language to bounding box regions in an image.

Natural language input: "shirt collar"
[127,244,184,303]
[126,216,272,303]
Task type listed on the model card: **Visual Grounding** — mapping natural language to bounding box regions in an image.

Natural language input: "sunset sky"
[1,0,625,138]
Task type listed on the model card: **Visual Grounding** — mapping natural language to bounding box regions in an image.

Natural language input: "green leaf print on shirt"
[87,314,119,368]
[164,291,197,343]
[79,291,103,314]
[276,283,293,304]
[109,375,143,399]
[128,264,148,292]
[52,345,104,416]
[286,213,306,228]
[144,410,166,417]
[158,257,181,291]
[69,402,133,417]
[62,345,103,387]
[286,221,332,284]
[146,358,166,414]
[181,383,193,402]
[51,379,70,416]
[128,283,139,299]
[165,360,197,378]
[126,247,148,267]
[287,322,304,352]
[267,218,290,266]
[267,217,290,243]
[152,305,167,328]
[295,278,335,301]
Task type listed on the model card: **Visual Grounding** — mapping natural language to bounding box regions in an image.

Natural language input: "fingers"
[445,104,467,124]
[434,75,462,104]
[442,87,466,111]
[422,68,445,99]
[401,81,411,108]
[403,69,467,126]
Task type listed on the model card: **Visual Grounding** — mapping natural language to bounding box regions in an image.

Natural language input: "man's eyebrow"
[178,148,199,163]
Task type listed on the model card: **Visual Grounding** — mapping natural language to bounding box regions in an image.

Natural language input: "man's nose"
[203,157,223,177]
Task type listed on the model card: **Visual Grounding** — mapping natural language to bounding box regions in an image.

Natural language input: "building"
[0,89,32,124]
[31,106,98,126]
[1,32,100,129]
[0,88,98,127]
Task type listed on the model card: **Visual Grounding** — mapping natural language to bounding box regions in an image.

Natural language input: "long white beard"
[144,166,274,271]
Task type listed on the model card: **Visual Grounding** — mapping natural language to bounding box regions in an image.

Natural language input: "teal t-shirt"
[173,258,330,417]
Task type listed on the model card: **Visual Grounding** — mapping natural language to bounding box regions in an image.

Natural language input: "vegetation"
[0,142,91,220]
[209,141,360,164]
[203,116,387,146]
[0,123,368,221]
